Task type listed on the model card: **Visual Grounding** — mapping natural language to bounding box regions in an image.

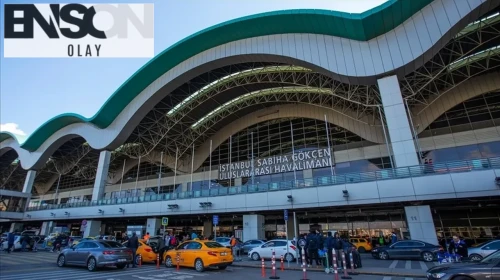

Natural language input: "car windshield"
[205,242,224,248]
[480,250,500,264]
[101,241,126,248]
[472,242,488,248]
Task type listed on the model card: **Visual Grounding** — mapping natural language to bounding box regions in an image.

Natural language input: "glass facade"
[420,91,500,137]
[434,208,500,245]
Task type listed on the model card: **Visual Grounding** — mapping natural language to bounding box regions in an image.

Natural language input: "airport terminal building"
[1,0,500,245]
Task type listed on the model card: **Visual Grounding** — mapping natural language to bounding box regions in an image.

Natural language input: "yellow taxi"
[350,238,373,253]
[123,239,158,265]
[163,240,233,272]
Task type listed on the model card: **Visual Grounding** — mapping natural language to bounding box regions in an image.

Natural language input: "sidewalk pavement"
[231,259,427,278]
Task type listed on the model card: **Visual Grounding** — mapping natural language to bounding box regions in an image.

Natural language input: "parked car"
[57,240,133,271]
[215,237,242,248]
[468,240,500,261]
[371,240,440,262]
[350,238,373,253]
[123,239,157,265]
[163,240,233,272]
[1,235,41,251]
[248,239,297,262]
[426,250,500,280]
[241,239,267,253]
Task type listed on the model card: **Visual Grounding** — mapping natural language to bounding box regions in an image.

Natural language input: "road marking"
[388,260,398,269]
[433,262,440,266]
[419,261,428,270]
[405,278,413,280]
[0,267,163,280]
[382,277,392,280]
[405,260,411,269]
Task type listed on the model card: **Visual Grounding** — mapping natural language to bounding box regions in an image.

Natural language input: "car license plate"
[221,252,227,256]
[118,258,126,262]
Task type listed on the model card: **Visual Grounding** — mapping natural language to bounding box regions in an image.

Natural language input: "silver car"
[57,240,133,271]
[468,240,500,261]
[241,239,267,253]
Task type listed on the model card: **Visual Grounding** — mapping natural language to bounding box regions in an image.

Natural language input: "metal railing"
[25,157,500,212]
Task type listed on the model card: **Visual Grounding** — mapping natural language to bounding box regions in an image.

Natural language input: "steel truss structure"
[1,10,499,195]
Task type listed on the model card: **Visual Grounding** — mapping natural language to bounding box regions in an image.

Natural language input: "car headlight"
[431,272,447,279]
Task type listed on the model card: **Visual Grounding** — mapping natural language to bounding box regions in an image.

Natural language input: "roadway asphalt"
[0,250,424,280]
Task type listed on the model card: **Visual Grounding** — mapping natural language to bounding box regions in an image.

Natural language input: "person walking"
[6,232,15,253]
[127,233,139,268]
[306,230,320,268]
[391,231,398,244]
[448,235,468,260]
[230,235,240,261]
[323,232,334,270]
[332,232,343,270]
[157,234,166,262]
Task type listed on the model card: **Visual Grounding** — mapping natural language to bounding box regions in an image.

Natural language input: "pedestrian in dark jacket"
[306,230,320,267]
[7,232,15,253]
[316,231,324,265]
[332,232,343,268]
[127,233,139,268]
[323,232,335,268]
[157,235,167,262]
[51,235,63,252]
[448,235,468,259]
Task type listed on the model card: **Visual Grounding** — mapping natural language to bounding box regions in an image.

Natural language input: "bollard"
[332,249,339,280]
[176,254,180,271]
[269,251,280,279]
[349,252,358,275]
[300,247,309,280]
[340,252,352,279]
[280,255,284,271]
[156,253,160,269]
[138,254,142,267]
[261,258,266,278]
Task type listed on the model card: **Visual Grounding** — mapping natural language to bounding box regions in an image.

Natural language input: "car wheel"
[285,253,294,262]
[194,258,204,272]
[251,252,260,261]
[116,264,126,269]
[358,247,366,253]
[378,251,389,260]
[219,265,227,270]
[453,277,473,280]
[165,256,173,267]
[87,257,97,271]
[135,255,141,265]
[469,254,483,262]
[422,251,434,262]
[57,255,66,267]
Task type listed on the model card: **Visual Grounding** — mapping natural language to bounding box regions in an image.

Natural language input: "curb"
[231,263,427,278]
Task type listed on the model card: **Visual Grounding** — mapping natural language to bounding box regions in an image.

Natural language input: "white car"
[1,236,31,251]
[248,239,297,262]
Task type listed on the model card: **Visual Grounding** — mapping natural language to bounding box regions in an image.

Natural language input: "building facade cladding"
[24,87,500,202]
[0,0,494,170]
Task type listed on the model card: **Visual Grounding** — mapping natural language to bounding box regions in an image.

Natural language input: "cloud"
[0,123,27,136]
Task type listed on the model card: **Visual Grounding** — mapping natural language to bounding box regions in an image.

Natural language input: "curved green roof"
[0,0,433,152]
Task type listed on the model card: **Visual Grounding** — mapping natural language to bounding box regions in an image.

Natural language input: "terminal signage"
[213,215,219,225]
[218,148,333,180]
[284,210,288,221]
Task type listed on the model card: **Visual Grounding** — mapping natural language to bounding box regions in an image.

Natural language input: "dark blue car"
[371,240,441,262]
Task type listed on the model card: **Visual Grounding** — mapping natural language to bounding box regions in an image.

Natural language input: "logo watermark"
[3,3,154,58]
